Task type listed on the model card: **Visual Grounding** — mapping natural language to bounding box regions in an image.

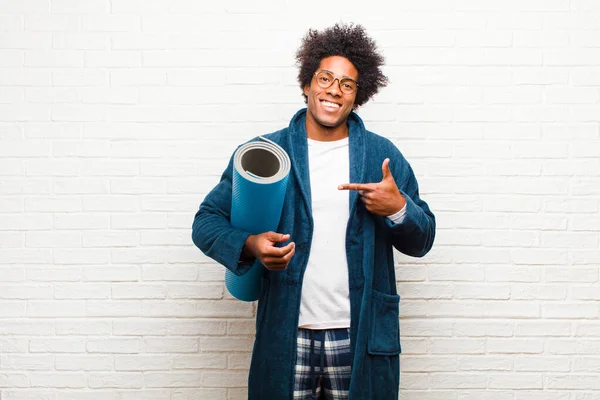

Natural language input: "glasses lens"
[339,79,357,94]
[315,71,334,88]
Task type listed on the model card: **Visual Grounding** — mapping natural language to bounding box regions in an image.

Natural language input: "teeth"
[322,101,340,108]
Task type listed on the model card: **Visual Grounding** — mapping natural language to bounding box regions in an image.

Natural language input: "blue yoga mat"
[226,136,291,302]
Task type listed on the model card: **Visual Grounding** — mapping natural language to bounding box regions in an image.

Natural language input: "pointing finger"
[338,183,376,191]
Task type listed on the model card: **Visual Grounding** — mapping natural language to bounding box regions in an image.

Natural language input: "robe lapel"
[347,111,367,214]
[285,109,367,218]
[286,110,312,216]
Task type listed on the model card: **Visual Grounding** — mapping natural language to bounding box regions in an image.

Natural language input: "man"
[192,23,435,400]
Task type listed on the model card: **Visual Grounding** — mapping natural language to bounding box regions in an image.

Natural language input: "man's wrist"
[238,250,254,264]
[239,236,256,263]
[387,203,407,224]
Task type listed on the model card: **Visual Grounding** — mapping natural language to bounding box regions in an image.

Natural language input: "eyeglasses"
[313,70,359,95]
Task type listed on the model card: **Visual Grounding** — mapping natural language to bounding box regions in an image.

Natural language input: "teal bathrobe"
[192,109,436,399]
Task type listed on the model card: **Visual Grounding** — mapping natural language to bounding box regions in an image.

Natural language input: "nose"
[326,78,342,96]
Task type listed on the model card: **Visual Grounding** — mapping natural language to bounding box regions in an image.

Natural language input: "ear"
[303,84,310,96]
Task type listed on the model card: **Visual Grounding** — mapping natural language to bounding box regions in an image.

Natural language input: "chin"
[318,120,342,129]
[315,115,343,128]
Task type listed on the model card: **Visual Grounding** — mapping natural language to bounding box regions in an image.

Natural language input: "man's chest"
[308,144,350,212]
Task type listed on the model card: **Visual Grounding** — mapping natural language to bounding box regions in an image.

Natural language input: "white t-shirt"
[299,137,351,329]
[298,136,407,330]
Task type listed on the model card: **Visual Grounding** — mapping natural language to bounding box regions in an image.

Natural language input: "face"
[304,56,358,130]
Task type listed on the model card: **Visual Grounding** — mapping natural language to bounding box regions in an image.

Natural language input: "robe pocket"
[368,289,401,356]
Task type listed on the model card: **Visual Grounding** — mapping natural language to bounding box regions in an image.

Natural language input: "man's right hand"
[242,232,295,271]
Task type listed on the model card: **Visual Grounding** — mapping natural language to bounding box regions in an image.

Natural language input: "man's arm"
[338,157,435,258]
[191,155,255,276]
[192,153,296,273]
[386,162,436,258]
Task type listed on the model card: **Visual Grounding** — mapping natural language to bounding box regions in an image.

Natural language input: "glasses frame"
[313,70,359,95]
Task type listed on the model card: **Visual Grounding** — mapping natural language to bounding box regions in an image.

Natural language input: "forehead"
[318,56,358,79]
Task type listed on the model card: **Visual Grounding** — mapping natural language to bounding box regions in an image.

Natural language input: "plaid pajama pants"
[293,328,352,400]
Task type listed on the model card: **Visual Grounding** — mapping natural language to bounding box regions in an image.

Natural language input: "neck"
[305,117,349,142]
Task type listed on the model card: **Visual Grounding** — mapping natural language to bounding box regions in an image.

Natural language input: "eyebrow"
[321,70,358,82]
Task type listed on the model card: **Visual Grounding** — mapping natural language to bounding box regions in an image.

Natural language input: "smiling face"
[303,56,358,140]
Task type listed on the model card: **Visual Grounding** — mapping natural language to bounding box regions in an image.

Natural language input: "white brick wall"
[1,0,599,398]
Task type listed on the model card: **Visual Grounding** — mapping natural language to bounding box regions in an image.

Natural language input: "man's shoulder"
[364,129,406,160]
[261,127,289,144]
[364,129,392,145]
[236,127,289,148]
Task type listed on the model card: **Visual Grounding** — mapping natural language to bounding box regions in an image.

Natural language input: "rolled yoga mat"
[227,136,291,302]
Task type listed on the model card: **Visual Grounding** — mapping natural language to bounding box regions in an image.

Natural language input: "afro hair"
[295,22,388,108]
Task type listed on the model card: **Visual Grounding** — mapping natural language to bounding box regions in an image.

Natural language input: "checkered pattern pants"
[293,328,352,400]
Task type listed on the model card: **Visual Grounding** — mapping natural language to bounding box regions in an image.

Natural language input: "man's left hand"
[338,158,406,216]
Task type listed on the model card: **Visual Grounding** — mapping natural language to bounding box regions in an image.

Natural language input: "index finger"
[338,183,376,191]
[264,241,295,257]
